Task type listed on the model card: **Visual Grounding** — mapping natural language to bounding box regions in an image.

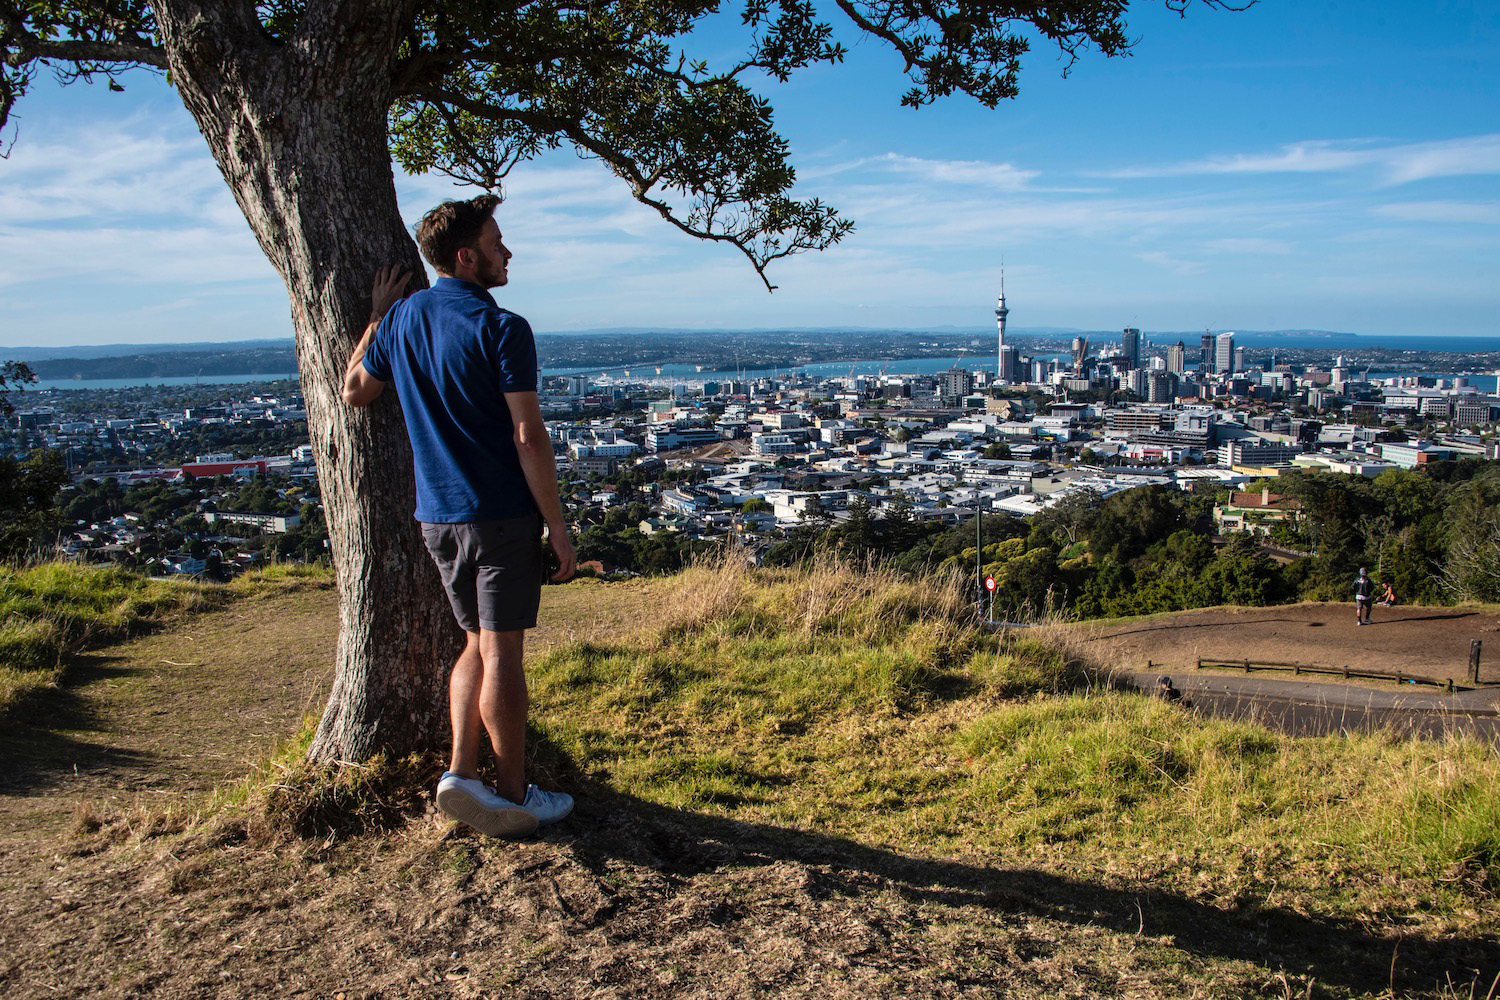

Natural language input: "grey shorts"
[420,516,542,633]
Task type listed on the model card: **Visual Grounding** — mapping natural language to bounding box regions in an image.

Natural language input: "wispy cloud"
[1374,200,1500,225]
[807,152,1039,190]
[1135,250,1208,276]
[0,117,229,223]
[1094,134,1500,186]
[1200,237,1299,255]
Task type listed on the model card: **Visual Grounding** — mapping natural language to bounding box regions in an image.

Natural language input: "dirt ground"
[1079,603,1500,689]
[1,585,1496,997]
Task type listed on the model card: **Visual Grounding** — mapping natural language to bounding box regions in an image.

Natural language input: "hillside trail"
[0,576,658,887]
[1079,601,1500,688]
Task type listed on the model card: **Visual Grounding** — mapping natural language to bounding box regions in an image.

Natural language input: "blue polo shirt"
[362,277,539,523]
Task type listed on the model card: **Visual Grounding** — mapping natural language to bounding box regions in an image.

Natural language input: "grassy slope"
[2,558,1497,997]
[528,558,1498,928]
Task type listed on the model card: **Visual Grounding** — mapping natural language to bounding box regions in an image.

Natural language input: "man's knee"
[478,628,525,667]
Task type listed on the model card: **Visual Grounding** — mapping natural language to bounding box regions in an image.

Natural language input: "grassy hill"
[0,558,1496,997]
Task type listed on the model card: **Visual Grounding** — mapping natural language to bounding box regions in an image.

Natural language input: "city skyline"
[0,2,1496,347]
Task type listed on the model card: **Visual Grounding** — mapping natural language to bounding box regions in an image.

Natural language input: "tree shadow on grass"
[526,738,1499,998]
[0,651,158,793]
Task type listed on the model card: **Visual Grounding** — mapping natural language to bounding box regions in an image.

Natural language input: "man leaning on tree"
[342,195,576,839]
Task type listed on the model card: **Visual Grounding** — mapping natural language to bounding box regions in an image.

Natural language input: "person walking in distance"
[1353,566,1374,626]
[342,195,576,838]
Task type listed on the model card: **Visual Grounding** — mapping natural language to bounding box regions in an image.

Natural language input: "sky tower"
[995,269,1009,357]
[995,269,1018,383]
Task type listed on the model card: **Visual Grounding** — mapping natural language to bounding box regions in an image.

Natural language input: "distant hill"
[6,327,1494,377]
[0,340,296,363]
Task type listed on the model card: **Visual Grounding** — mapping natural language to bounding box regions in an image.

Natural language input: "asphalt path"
[1127,670,1500,743]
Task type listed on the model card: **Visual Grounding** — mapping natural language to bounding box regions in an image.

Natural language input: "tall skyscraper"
[1200,333,1214,372]
[1215,332,1236,376]
[1167,340,1186,375]
[1122,328,1141,369]
[999,345,1020,384]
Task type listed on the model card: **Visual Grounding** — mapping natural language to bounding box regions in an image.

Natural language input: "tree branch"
[1,4,167,69]
[417,87,850,291]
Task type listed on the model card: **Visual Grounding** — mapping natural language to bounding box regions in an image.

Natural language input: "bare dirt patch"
[1078,602,1500,689]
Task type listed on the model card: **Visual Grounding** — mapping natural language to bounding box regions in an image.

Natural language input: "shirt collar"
[434,275,499,307]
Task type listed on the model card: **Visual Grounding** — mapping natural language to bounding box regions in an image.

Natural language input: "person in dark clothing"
[342,196,576,839]
[1353,567,1373,625]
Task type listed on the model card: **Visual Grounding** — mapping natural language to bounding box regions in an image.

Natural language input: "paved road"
[1127,670,1500,743]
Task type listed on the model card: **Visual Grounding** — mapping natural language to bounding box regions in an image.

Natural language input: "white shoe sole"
[436,786,539,839]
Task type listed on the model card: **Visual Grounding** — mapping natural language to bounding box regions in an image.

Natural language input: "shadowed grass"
[0,562,215,715]
[0,560,336,718]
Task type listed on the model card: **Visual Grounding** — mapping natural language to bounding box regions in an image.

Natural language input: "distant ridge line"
[5,328,1497,365]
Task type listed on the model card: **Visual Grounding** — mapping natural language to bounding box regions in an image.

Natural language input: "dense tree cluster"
[748,461,1500,618]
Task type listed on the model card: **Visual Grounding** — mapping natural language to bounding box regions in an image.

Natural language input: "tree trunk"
[153,0,461,762]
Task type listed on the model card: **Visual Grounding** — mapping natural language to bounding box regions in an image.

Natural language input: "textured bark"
[152,0,460,761]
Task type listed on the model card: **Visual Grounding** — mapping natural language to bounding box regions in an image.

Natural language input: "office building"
[1122,328,1140,371]
[1215,332,1236,376]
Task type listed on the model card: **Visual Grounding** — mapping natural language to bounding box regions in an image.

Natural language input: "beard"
[476,254,508,288]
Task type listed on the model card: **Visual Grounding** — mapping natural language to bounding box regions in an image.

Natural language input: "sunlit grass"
[526,550,1500,923]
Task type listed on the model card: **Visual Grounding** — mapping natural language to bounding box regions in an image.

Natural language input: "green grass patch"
[0,561,217,715]
[230,561,336,591]
[525,555,1500,924]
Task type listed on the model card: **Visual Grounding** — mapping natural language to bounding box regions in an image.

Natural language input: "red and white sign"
[984,576,996,592]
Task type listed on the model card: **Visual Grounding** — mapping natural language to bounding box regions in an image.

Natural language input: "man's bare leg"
[448,630,485,778]
[479,629,528,804]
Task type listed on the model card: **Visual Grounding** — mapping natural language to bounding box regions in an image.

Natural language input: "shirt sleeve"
[492,311,539,393]
[360,303,401,382]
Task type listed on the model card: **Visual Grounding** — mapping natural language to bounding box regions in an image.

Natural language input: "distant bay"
[30,373,300,391]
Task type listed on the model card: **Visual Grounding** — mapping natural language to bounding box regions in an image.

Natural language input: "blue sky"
[1,1,1497,347]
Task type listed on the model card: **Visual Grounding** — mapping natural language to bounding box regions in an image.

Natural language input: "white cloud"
[1095,134,1500,186]
[806,152,1039,190]
[0,117,230,223]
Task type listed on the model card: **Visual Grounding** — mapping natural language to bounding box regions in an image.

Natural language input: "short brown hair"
[415,194,502,274]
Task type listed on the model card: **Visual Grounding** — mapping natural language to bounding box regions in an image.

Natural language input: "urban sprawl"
[7,291,1499,578]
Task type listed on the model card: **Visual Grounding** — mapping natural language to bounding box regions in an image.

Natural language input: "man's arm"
[504,390,576,582]
[342,265,411,407]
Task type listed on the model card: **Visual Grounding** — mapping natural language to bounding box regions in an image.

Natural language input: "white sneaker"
[435,772,538,839]
[522,784,575,826]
